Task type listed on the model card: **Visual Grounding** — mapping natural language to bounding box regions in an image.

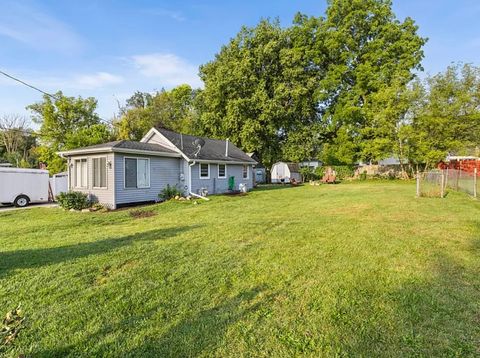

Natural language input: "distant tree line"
[1,0,479,176]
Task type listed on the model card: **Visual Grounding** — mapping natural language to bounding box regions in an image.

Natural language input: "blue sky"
[1,0,479,121]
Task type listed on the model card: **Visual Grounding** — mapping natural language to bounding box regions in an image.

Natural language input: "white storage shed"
[271,162,302,183]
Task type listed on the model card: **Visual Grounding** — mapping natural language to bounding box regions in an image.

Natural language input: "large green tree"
[317,0,426,164]
[398,64,480,170]
[199,19,321,167]
[197,0,426,167]
[27,92,111,173]
[0,114,38,167]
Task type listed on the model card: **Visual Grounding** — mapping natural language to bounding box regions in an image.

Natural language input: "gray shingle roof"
[286,163,300,173]
[157,128,256,163]
[63,140,177,154]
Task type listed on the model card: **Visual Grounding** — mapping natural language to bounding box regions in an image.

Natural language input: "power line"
[0,69,57,100]
[0,69,112,125]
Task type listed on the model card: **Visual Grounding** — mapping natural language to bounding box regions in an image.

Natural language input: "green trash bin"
[228,176,235,191]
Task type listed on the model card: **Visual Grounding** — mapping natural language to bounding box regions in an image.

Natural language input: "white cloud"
[132,53,202,88]
[73,72,124,89]
[0,2,84,54]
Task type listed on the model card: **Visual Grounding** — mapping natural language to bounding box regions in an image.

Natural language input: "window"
[200,163,210,179]
[125,157,150,188]
[74,159,87,188]
[218,164,226,178]
[243,164,249,179]
[93,157,107,188]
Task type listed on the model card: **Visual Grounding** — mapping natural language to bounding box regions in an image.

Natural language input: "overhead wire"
[0,69,113,125]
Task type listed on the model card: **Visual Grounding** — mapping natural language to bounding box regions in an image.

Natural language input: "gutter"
[58,148,181,158]
[188,160,209,201]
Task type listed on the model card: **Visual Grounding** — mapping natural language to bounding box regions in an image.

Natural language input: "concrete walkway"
[0,203,59,212]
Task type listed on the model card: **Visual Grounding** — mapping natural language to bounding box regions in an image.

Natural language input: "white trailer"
[0,167,50,207]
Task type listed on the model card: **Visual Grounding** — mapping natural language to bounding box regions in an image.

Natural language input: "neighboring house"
[59,127,256,209]
[439,156,480,174]
[355,156,407,178]
[299,159,322,171]
[271,162,302,183]
[247,152,266,184]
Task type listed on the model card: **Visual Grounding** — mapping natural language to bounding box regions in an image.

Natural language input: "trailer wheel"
[14,195,30,207]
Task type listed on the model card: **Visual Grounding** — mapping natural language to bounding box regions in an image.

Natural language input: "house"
[247,152,266,184]
[271,162,302,183]
[355,156,407,178]
[299,159,322,171]
[59,127,256,209]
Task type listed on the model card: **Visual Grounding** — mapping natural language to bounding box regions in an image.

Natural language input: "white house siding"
[114,154,182,205]
[68,153,115,208]
[190,163,253,195]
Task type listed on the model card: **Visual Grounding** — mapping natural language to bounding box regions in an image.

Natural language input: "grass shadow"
[0,226,200,278]
[34,286,272,357]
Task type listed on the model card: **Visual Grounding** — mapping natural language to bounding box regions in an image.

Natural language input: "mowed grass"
[1,182,479,357]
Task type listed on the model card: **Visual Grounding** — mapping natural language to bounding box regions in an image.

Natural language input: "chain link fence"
[417,168,478,199]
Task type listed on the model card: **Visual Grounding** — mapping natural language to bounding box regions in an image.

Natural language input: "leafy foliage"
[56,191,91,210]
[159,184,184,201]
[114,85,201,141]
[197,1,426,167]
[27,92,111,174]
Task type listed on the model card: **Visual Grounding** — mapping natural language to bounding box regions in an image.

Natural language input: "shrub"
[360,170,367,181]
[300,167,319,181]
[56,191,91,210]
[159,184,184,201]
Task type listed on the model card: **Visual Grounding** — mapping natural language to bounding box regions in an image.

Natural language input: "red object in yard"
[438,157,480,175]
[321,167,337,183]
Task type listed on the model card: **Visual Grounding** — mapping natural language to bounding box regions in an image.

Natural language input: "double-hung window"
[125,157,150,188]
[74,159,88,188]
[93,157,107,188]
[200,163,210,179]
[218,164,226,178]
[242,164,249,179]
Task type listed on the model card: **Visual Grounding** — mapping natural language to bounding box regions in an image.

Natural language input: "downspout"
[188,160,209,201]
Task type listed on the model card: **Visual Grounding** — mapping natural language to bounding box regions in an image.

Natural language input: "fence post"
[474,168,478,199]
[456,168,460,190]
[416,170,420,197]
[445,168,449,188]
[440,170,445,198]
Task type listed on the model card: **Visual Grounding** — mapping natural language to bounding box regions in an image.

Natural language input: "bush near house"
[158,184,184,201]
[56,191,91,210]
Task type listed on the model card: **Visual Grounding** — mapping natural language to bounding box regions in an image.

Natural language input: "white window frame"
[74,157,88,189]
[217,164,227,179]
[199,163,210,179]
[92,156,107,189]
[124,156,151,189]
[242,164,249,180]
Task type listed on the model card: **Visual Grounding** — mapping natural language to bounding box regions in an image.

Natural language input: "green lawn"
[1,182,479,357]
